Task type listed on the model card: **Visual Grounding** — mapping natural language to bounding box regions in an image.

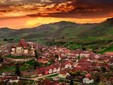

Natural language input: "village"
[0,39,113,85]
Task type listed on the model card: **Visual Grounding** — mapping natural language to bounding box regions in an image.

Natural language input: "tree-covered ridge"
[1,18,113,53]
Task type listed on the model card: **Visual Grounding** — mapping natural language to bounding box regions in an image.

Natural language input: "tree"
[82,47,86,51]
[15,63,21,76]
[35,50,39,59]
[34,61,40,70]
[110,66,113,71]
[34,61,37,70]
[77,56,81,60]
[94,74,100,83]
[0,57,3,62]
[55,54,59,58]
[70,80,74,85]
[101,66,106,73]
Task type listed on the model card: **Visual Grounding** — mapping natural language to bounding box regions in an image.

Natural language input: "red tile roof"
[85,73,91,78]
[17,39,29,48]
[105,52,113,56]
[11,44,16,48]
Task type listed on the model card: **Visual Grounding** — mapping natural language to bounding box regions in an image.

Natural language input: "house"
[46,65,61,74]
[36,65,61,76]
[38,58,49,64]
[59,70,69,78]
[11,39,35,56]
[83,73,94,84]
[105,52,113,57]
[94,54,101,59]
[61,62,72,69]
[0,44,11,56]
[0,75,19,83]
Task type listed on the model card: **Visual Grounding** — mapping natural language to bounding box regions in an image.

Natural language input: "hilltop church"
[11,39,35,56]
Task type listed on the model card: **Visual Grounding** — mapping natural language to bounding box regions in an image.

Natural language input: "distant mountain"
[0,27,14,38]
[1,18,113,44]
[78,18,113,39]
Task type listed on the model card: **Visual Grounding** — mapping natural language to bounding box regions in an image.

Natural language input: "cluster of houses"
[34,46,113,77]
[1,39,113,84]
[0,74,19,83]
[34,46,113,84]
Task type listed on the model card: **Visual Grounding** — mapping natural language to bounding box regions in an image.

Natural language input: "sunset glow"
[0,17,108,29]
[0,0,113,29]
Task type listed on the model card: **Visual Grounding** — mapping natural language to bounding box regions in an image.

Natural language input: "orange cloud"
[0,1,75,18]
[0,0,113,29]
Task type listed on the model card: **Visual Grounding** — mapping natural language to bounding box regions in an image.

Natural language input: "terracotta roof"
[38,59,49,64]
[85,73,91,78]
[11,44,16,48]
[105,52,113,56]
[36,65,57,74]
[60,70,67,74]
[17,39,29,48]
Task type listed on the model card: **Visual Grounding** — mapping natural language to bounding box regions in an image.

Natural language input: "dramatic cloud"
[0,0,113,18]
[0,0,75,18]
[0,0,113,28]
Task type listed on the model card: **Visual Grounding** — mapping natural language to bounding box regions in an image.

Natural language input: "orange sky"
[0,17,108,29]
[0,0,113,29]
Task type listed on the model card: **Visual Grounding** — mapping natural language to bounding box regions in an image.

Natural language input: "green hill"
[1,18,113,52]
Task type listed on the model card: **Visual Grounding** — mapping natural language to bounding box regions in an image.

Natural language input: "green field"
[99,46,113,54]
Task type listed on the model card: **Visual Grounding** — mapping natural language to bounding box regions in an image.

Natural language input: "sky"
[0,0,113,29]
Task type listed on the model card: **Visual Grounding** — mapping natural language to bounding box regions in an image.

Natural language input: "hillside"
[79,18,113,40]
[2,21,94,43]
[1,18,113,52]
[0,27,14,38]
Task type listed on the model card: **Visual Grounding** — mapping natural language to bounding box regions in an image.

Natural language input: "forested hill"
[1,18,113,52]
